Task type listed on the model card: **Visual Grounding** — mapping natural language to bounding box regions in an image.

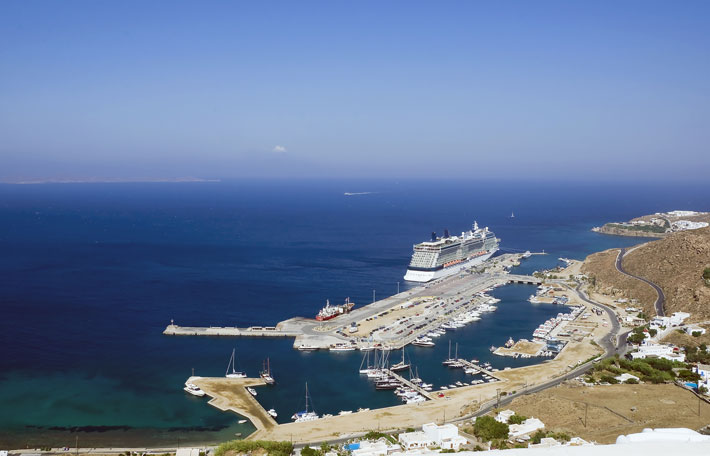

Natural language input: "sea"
[1,178,708,448]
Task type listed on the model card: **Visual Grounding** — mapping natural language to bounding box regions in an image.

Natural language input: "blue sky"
[1,1,708,181]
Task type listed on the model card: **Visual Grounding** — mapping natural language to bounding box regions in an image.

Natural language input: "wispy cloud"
[272,145,287,153]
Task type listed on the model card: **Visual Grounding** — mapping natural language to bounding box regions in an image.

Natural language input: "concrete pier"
[163,325,300,337]
[189,376,276,431]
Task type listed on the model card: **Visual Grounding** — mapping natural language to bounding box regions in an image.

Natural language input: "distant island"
[592,210,710,237]
[2,177,221,184]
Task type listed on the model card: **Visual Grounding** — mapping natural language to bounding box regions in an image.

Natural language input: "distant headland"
[1,177,221,185]
[592,210,710,238]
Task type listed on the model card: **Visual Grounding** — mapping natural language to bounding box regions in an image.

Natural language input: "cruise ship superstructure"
[403,222,499,283]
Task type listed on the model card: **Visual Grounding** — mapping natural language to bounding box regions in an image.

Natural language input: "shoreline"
[3,259,618,450]
[180,260,616,445]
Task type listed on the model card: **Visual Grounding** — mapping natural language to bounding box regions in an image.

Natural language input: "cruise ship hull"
[403,250,496,283]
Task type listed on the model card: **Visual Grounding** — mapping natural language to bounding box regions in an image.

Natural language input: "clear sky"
[1,1,708,181]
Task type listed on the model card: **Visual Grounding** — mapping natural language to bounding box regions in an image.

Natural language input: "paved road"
[615,248,666,317]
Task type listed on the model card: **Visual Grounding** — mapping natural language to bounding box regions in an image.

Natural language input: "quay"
[189,376,276,431]
[163,254,543,351]
[163,323,299,337]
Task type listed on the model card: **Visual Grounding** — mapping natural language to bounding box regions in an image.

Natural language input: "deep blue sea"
[1,179,708,447]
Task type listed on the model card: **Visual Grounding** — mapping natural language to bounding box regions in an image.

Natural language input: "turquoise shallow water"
[1,179,707,447]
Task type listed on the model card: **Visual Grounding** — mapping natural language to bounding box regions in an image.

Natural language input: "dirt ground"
[508,383,710,444]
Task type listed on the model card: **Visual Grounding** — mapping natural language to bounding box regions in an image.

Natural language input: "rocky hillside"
[583,227,710,321]
[581,249,658,315]
[624,226,710,321]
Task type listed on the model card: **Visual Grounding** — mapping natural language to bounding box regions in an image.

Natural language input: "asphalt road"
[615,247,666,317]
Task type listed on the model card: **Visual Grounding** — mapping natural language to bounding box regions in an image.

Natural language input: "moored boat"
[184,382,205,397]
[315,298,355,321]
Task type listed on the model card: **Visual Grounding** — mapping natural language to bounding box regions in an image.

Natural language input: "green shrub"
[625,378,639,384]
[548,431,571,442]
[301,447,319,456]
[215,440,294,456]
[600,374,619,384]
[508,414,527,425]
[693,331,702,337]
[677,369,701,382]
[473,416,509,441]
[530,430,547,444]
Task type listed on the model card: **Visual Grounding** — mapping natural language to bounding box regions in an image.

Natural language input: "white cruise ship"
[403,222,499,283]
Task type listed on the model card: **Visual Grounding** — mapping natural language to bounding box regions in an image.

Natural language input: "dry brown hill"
[582,227,710,321]
[581,249,658,314]
[624,226,710,320]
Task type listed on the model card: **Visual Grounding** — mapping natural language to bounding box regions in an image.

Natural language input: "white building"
[686,326,707,336]
[693,364,710,392]
[351,440,391,456]
[398,423,467,451]
[671,312,691,325]
[616,427,710,444]
[530,437,561,448]
[398,431,433,451]
[509,418,545,438]
[672,220,709,231]
[665,210,699,217]
[650,312,691,329]
[630,343,685,362]
[615,373,639,383]
[495,409,516,423]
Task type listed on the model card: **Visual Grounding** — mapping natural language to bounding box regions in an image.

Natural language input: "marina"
[164,254,543,354]
[173,252,616,438]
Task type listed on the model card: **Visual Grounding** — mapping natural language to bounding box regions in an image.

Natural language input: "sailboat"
[359,350,374,375]
[390,349,410,372]
[511,211,515,218]
[443,341,455,365]
[225,348,247,379]
[260,358,276,385]
[291,383,319,422]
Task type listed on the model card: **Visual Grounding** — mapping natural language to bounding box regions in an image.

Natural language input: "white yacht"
[184,382,205,397]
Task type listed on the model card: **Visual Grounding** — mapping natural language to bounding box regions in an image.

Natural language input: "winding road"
[615,247,666,317]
